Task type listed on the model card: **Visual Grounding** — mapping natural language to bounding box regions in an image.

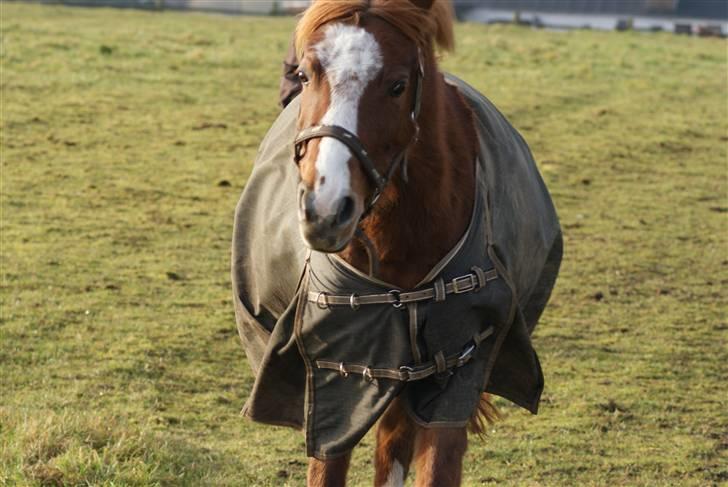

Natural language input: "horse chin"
[300,223,357,254]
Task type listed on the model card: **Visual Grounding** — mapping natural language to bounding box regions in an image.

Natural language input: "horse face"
[295,18,420,252]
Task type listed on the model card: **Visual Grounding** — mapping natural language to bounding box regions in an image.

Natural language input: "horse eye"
[389,80,406,98]
[297,71,309,85]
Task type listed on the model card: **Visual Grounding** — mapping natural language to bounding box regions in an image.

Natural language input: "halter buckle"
[339,362,349,378]
[362,367,373,383]
[349,293,360,310]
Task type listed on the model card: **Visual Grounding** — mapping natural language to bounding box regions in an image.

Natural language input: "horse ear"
[409,0,435,10]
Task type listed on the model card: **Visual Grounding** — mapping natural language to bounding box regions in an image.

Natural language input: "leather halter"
[293,48,425,216]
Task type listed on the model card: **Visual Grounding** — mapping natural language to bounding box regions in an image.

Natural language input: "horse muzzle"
[298,186,360,253]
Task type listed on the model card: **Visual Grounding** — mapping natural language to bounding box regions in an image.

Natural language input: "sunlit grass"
[1,3,726,485]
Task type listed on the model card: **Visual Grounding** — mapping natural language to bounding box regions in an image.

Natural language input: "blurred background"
[28,0,728,33]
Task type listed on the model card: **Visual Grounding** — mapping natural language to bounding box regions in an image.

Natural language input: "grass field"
[1,3,726,486]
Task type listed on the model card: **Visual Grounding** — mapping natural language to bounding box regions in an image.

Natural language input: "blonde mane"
[295,0,455,57]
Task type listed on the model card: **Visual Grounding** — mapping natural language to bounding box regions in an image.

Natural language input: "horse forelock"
[294,0,455,59]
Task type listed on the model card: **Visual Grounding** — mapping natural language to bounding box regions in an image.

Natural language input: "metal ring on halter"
[411,111,420,141]
[362,367,373,383]
[339,362,349,378]
[349,293,360,310]
[389,290,403,309]
[369,189,382,208]
[315,292,329,309]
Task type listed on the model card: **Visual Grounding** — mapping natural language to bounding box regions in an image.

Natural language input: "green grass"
[1,3,726,486]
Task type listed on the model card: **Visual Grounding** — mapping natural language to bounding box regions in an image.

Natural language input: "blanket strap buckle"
[338,362,349,378]
[389,290,403,309]
[315,292,329,309]
[398,365,414,381]
[451,274,476,294]
[349,293,360,310]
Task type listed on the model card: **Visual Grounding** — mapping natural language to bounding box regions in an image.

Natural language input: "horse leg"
[307,452,351,487]
[412,426,468,487]
[374,398,417,486]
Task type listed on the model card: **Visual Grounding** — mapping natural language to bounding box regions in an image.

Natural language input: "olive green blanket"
[231,74,562,459]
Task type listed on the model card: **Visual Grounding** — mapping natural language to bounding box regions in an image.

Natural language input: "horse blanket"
[231,74,562,459]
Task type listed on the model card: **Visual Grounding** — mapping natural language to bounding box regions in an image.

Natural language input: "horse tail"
[468,393,500,436]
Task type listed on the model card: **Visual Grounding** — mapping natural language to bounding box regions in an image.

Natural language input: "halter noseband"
[293,48,425,216]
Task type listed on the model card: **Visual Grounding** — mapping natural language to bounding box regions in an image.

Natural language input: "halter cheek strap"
[402,46,426,183]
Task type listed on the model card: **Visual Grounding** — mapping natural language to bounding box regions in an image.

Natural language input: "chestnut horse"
[292,0,489,485]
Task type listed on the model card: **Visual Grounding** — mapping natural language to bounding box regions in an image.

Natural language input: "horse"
[231,0,562,485]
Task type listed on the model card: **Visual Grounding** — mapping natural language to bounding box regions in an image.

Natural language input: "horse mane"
[295,0,455,57]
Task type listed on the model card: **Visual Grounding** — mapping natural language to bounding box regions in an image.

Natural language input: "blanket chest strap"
[314,325,495,383]
[307,267,498,308]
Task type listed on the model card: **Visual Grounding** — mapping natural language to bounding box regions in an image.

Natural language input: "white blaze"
[312,23,383,217]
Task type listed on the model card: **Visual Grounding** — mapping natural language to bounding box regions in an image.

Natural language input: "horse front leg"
[412,426,468,487]
[374,398,417,486]
[307,452,351,487]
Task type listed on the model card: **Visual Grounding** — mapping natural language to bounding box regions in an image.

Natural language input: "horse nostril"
[305,207,315,223]
[336,196,355,226]
[300,190,316,222]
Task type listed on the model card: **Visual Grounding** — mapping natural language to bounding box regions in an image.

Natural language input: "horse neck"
[345,63,478,289]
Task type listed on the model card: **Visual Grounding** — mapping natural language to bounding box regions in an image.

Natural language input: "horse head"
[292,0,453,252]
